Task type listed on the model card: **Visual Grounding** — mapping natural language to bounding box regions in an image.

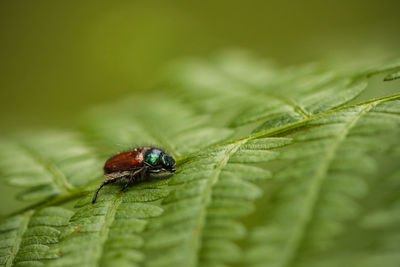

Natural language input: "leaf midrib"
[92,196,121,267]
[19,143,73,194]
[278,102,375,267]
[192,140,248,266]
[6,210,34,267]
[5,93,399,219]
[224,92,400,145]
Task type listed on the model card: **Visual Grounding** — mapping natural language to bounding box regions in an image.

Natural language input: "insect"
[92,146,176,204]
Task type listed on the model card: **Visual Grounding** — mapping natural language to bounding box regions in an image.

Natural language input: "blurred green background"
[1,0,400,134]
[0,1,399,214]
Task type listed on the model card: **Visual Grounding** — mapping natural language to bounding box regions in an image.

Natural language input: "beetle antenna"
[92,180,116,204]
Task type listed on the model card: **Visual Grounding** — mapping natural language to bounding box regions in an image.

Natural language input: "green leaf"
[383,70,400,81]
[243,100,400,267]
[0,207,73,266]
[0,52,399,267]
[0,132,103,202]
[49,185,164,266]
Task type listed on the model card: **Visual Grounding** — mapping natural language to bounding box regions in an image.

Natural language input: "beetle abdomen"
[103,150,144,174]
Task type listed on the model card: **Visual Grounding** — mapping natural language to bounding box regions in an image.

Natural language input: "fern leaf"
[142,137,290,267]
[0,132,102,202]
[243,99,400,267]
[0,207,73,267]
[83,96,233,157]
[0,52,399,267]
[167,52,399,134]
[384,70,400,81]
[47,182,168,267]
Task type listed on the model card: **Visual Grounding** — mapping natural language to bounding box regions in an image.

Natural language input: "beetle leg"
[121,182,131,192]
[140,166,148,178]
[148,168,163,173]
[92,179,117,204]
[121,167,147,191]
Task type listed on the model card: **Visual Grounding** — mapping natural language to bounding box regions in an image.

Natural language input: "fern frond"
[384,70,400,81]
[0,52,399,267]
[83,95,233,158]
[0,207,73,266]
[166,51,400,133]
[0,132,102,202]
[142,137,291,267]
[47,182,168,267]
[243,99,400,267]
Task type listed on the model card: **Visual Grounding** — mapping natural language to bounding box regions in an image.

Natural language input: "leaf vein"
[19,143,73,194]
[6,210,34,267]
[279,102,375,267]
[92,196,121,267]
[224,93,400,146]
[192,140,248,265]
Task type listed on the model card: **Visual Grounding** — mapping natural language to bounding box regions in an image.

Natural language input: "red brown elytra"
[92,146,176,204]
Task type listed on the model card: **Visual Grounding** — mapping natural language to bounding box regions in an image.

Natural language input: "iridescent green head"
[144,148,176,172]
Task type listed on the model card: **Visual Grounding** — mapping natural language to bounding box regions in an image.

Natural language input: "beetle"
[92,146,176,204]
